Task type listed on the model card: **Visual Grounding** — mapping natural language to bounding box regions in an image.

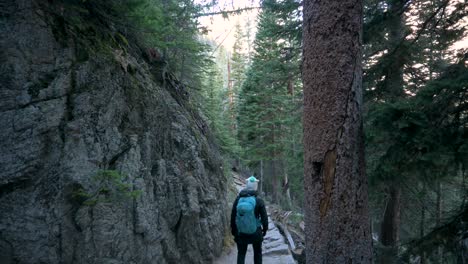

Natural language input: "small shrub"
[72,170,142,206]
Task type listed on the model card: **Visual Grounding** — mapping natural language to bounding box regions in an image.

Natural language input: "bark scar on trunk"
[319,148,337,219]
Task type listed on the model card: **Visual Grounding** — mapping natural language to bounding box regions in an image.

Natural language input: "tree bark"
[272,159,279,203]
[302,0,372,263]
[436,181,442,262]
[283,160,292,209]
[420,207,426,264]
[260,159,264,194]
[272,127,279,203]
[420,184,426,264]
[436,181,442,227]
[380,184,401,264]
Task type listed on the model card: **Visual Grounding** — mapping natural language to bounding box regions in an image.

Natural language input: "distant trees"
[199,44,233,153]
[237,0,302,206]
[121,0,212,87]
[302,0,372,262]
[227,23,247,141]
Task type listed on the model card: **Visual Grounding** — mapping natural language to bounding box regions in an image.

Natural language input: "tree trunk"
[385,0,405,100]
[302,0,372,263]
[420,186,426,264]
[379,1,405,262]
[260,159,264,194]
[272,127,279,203]
[272,159,279,203]
[283,159,292,209]
[380,184,401,264]
[436,181,443,262]
[227,57,235,130]
[436,181,442,226]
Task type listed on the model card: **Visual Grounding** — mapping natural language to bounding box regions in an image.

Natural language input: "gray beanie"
[246,176,259,191]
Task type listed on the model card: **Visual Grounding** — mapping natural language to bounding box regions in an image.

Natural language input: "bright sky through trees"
[197,0,260,52]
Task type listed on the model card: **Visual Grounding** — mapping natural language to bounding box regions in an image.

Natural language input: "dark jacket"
[230,189,268,237]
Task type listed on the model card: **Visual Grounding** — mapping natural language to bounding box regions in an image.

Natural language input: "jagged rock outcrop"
[0,1,227,263]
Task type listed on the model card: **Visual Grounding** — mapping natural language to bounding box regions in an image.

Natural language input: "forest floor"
[214,172,296,264]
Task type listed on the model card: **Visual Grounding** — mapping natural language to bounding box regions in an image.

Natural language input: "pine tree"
[199,41,239,155]
[302,0,372,262]
[363,0,468,261]
[119,0,213,87]
[237,0,301,205]
[227,22,247,137]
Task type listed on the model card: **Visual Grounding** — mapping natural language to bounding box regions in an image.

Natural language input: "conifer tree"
[228,22,247,136]
[363,0,467,261]
[302,0,372,262]
[199,42,239,155]
[237,0,301,204]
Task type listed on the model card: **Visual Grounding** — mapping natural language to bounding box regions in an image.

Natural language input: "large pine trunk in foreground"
[302,0,372,262]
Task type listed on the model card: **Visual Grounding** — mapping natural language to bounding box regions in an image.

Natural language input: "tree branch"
[194,7,260,18]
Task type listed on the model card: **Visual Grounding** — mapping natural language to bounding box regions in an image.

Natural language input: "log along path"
[214,173,296,264]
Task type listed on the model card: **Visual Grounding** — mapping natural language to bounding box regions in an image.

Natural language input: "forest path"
[214,173,296,264]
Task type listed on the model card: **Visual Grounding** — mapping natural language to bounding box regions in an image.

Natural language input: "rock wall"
[0,1,227,263]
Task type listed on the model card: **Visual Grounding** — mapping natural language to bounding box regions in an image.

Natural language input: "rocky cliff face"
[0,1,227,263]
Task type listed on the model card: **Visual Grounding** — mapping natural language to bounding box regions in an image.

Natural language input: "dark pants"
[235,231,263,264]
[236,240,262,264]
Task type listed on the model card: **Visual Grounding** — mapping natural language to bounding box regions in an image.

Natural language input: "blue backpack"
[235,196,259,234]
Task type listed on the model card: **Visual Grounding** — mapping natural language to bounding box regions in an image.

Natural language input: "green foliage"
[121,0,213,86]
[363,0,467,260]
[197,41,240,156]
[401,205,468,262]
[72,170,142,206]
[237,0,302,204]
[45,0,215,91]
[228,22,248,135]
